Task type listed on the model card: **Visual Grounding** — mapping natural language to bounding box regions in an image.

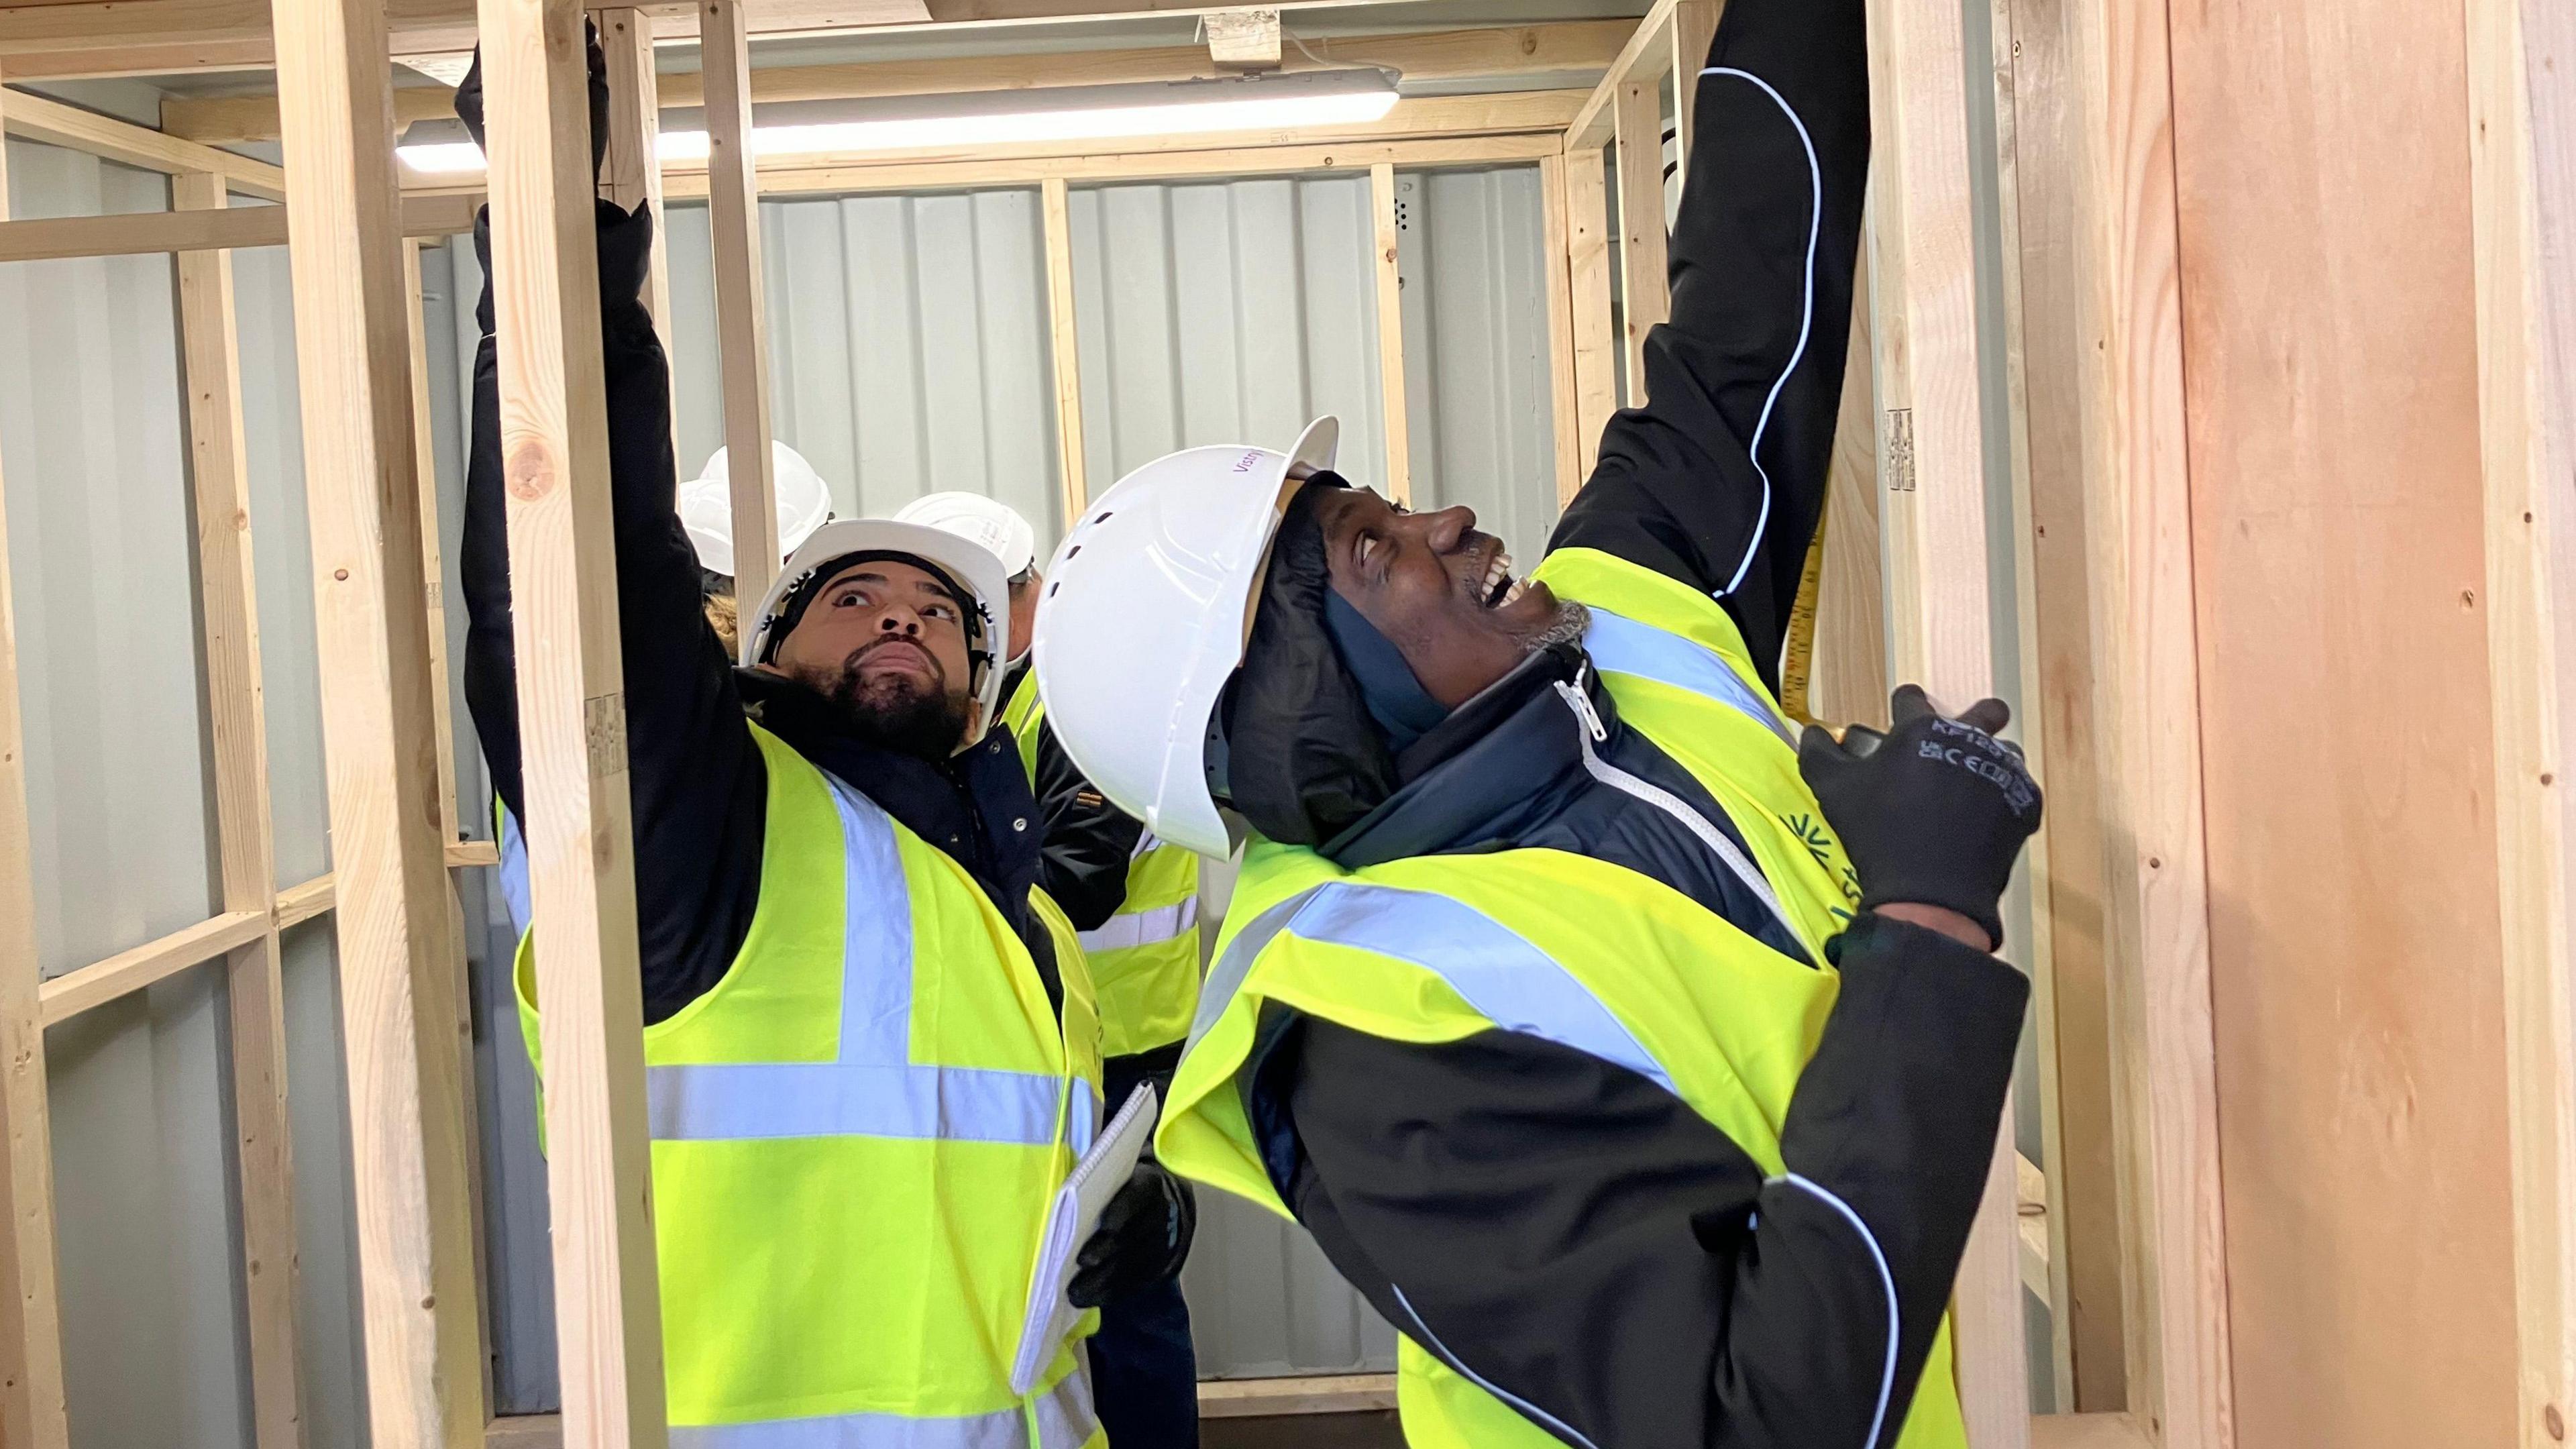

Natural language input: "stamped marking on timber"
[1884,408,1917,492]
[584,693,627,775]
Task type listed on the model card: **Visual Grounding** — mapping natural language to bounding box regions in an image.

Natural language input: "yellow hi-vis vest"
[515,723,1110,1448]
[1158,547,1966,1449]
[1003,670,1203,1059]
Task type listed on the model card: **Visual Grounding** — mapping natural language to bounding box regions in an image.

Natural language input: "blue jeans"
[1093,1049,1199,1449]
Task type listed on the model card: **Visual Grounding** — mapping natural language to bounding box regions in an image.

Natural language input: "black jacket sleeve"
[1028,712,1147,933]
[461,200,765,1024]
[1548,0,1870,694]
[1273,913,2028,1449]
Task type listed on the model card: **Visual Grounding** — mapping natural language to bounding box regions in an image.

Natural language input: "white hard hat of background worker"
[679,441,837,581]
[1030,419,1342,856]
[892,492,1042,665]
[739,519,1013,751]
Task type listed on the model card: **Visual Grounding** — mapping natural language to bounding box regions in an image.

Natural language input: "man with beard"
[453,41,1187,1449]
[1028,0,2037,1443]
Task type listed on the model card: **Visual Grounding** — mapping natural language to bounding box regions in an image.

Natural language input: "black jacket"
[1233,0,2032,1445]
[1007,657,1150,936]
[459,202,1059,1023]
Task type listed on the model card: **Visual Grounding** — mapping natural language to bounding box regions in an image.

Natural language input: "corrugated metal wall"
[0,135,376,1448]
[1395,166,1561,562]
[664,192,1065,546]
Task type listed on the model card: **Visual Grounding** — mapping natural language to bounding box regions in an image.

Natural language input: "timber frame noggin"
[1,0,2568,1444]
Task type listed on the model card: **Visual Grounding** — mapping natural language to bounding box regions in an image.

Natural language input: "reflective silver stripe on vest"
[1580,608,1797,747]
[668,1356,1097,1448]
[1189,882,1675,1098]
[1077,896,1199,955]
[497,807,532,941]
[646,774,1083,1149]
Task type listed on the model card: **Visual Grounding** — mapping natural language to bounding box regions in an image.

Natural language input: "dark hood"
[1214,480,1400,848]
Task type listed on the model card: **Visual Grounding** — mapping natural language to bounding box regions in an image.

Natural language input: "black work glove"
[1068,1161,1195,1309]
[1798,685,2043,949]
[453,21,611,179]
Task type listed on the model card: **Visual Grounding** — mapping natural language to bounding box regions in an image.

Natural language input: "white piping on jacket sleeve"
[1772,1171,1902,1449]
[1692,66,1825,602]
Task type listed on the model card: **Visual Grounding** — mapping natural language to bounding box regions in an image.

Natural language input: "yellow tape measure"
[1779,506,1829,729]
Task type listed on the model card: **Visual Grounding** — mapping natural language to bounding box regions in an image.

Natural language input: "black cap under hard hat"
[758,549,986,665]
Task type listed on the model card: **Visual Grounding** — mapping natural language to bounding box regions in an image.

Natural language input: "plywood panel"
[2165,0,2519,1442]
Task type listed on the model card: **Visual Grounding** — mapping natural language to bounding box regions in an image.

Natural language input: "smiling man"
[451,39,1187,1448]
[1028,0,2039,1444]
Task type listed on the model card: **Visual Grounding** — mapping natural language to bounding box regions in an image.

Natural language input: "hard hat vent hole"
[1067,544,1081,559]
[1093,510,1114,524]
[1048,581,1060,597]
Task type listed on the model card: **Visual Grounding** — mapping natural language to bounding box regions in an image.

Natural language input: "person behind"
[1029,0,2036,1444]
[897,491,1204,1449]
[450,42,1188,1448]
[678,439,836,654]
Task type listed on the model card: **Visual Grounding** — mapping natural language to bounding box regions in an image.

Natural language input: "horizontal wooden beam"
[1197,1373,1399,1419]
[0,0,1393,81]
[162,21,1626,144]
[276,875,334,930]
[38,910,268,1026]
[33,839,497,1020]
[2029,1415,2155,1449]
[1565,0,1678,150]
[655,131,1561,199]
[1,86,284,199]
[165,83,456,146]
[404,88,1582,195]
[0,189,480,263]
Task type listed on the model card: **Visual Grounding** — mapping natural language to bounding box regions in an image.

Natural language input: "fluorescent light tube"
[398,68,1399,173]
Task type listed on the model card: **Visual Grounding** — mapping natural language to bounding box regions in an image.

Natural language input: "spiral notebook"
[1009,1083,1160,1395]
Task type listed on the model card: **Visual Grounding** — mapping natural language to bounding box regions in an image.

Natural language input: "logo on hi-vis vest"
[1782,809,1865,918]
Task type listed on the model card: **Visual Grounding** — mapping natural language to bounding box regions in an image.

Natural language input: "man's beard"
[792,645,973,759]
[1520,598,1592,653]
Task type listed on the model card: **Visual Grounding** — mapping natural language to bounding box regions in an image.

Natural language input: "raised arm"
[457,48,766,1022]
[1548,0,1871,693]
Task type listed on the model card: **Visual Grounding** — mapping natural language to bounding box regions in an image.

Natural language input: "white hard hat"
[741,518,1014,748]
[680,441,836,578]
[1031,418,1340,856]
[893,492,1039,579]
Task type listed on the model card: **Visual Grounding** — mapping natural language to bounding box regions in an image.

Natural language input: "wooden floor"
[1206,1411,1405,1449]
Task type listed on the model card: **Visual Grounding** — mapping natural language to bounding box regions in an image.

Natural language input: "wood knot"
[505,441,556,502]
[2547,1404,2565,1442]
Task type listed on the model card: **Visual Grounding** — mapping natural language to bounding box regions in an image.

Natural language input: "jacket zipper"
[1552,674,1802,949]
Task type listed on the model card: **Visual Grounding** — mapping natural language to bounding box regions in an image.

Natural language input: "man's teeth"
[1481,551,1515,602]
[1499,578,1527,606]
